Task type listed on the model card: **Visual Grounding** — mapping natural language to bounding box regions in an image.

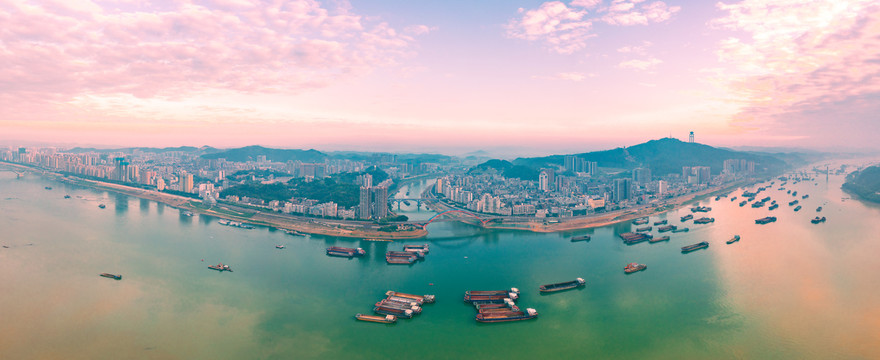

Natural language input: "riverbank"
[3,162,427,240]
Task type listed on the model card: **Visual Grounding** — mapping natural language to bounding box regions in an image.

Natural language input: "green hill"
[842,165,880,203]
[468,159,540,181]
[512,138,787,176]
[201,145,327,163]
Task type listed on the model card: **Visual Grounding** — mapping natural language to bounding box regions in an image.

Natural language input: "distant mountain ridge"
[842,165,880,203]
[468,159,540,181]
[66,146,221,155]
[507,138,788,176]
[201,145,327,163]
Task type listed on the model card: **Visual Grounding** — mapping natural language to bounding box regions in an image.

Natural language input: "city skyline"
[2,0,879,152]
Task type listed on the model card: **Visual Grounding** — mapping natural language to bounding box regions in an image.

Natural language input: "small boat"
[208,263,233,272]
[284,229,306,236]
[816,206,823,212]
[755,216,777,224]
[44,186,52,190]
[680,214,693,221]
[385,291,436,303]
[768,204,779,210]
[811,216,826,224]
[99,273,122,280]
[672,227,690,233]
[653,220,668,225]
[794,205,802,212]
[98,204,106,209]
[570,235,591,242]
[326,247,366,258]
[649,235,670,243]
[275,245,285,249]
[539,278,586,293]
[373,306,415,319]
[802,194,809,199]
[636,226,652,232]
[693,217,715,224]
[624,263,647,273]
[632,218,649,225]
[355,314,397,324]
[385,254,417,264]
[681,241,709,253]
[726,235,741,244]
[64,195,71,199]
[657,225,677,233]
[475,308,538,323]
[402,244,430,253]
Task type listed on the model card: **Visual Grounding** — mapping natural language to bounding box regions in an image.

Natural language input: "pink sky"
[2,0,879,153]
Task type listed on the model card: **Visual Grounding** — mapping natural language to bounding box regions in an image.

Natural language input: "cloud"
[507,0,680,53]
[532,72,597,81]
[404,25,436,35]
[0,0,419,102]
[710,0,880,141]
[618,57,662,70]
[617,41,653,54]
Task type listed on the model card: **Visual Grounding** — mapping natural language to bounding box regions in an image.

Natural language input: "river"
[1,163,879,359]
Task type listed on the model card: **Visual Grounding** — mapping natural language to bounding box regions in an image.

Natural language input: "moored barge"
[208,263,233,272]
[726,235,741,244]
[355,314,397,324]
[657,225,677,232]
[636,226,652,232]
[755,216,777,224]
[693,217,715,224]
[538,278,586,293]
[681,241,709,253]
[632,218,649,225]
[570,235,591,242]
[385,291,436,303]
[402,244,429,253]
[475,308,538,323]
[326,247,366,258]
[649,235,670,243]
[672,227,689,233]
[653,219,668,226]
[811,216,826,224]
[680,214,694,221]
[99,273,122,280]
[373,306,414,319]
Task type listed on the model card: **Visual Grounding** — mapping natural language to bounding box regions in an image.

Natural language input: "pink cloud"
[618,57,662,70]
[507,0,680,53]
[0,0,418,102]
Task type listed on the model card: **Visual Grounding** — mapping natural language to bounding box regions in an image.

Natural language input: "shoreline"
[5,161,762,238]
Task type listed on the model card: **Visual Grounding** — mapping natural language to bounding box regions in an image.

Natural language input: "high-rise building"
[658,180,667,195]
[373,186,388,219]
[359,186,372,220]
[183,173,194,193]
[538,171,550,192]
[614,178,631,203]
[588,161,598,175]
[633,168,651,183]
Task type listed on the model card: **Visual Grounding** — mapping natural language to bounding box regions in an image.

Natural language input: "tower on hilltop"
[689,131,694,143]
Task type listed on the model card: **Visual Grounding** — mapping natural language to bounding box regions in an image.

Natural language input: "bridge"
[415,209,501,228]
[389,198,424,209]
[0,169,24,178]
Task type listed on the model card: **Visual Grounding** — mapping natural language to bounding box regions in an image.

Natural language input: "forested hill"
[842,165,880,203]
[511,138,787,175]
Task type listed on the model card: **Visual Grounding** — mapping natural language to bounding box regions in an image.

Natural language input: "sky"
[1,0,879,155]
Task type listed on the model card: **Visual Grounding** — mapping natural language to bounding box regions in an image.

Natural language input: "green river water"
[2,162,880,359]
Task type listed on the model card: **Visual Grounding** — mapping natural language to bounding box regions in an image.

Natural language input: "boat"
[816,206,823,212]
[726,235,741,244]
[388,250,424,259]
[657,225,677,233]
[690,206,712,213]
[385,291,435,303]
[475,308,538,323]
[284,229,305,236]
[811,216,826,224]
[275,244,285,249]
[364,238,393,242]
[751,201,765,208]
[768,204,779,210]
[181,210,194,217]
[792,191,798,196]
[98,204,106,209]
[755,216,777,225]
[739,200,747,207]
[99,273,122,280]
[693,217,715,224]
[624,263,647,273]
[208,263,233,272]
[636,226,652,232]
[326,247,366,258]
[619,232,653,244]
[680,214,693,221]
[789,200,799,206]
[373,306,414,319]
[649,235,670,243]
[355,314,397,324]
[681,241,709,253]
[465,288,520,296]
[632,218,649,225]
[464,293,518,303]
[218,219,230,225]
[653,220,668,226]
[63,194,71,199]
[538,278,586,293]
[385,253,417,264]
[802,194,809,199]
[44,186,52,190]
[730,196,738,201]
[672,227,690,233]
[570,235,591,242]
[402,244,430,253]
[794,205,802,212]
[375,299,422,314]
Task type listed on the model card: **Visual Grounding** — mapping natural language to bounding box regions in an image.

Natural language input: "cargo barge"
[570,235,591,242]
[794,205,802,211]
[768,203,779,210]
[385,253,417,264]
[636,226,652,232]
[680,214,693,221]
[649,235,670,243]
[464,293,518,303]
[208,263,232,272]
[789,200,799,206]
[619,232,653,244]
[385,291,435,303]
[632,218,649,225]
[624,263,647,273]
[373,306,414,319]
[726,235,741,244]
[402,244,429,254]
[355,314,396,324]
[755,216,777,224]
[811,216,826,224]
[657,225,677,232]
[672,227,689,233]
[375,299,421,314]
[326,247,366,258]
[387,250,424,259]
[690,206,712,212]
[99,273,122,280]
[739,200,747,207]
[693,217,715,224]
[475,308,538,323]
[681,241,709,253]
[538,278,586,293]
[653,219,668,225]
[465,288,520,296]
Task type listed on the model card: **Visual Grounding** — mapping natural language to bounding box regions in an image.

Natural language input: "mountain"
[201,145,327,163]
[842,165,880,203]
[65,146,220,154]
[511,138,788,176]
[468,159,541,181]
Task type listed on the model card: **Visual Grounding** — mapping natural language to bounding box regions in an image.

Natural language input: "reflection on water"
[3,162,880,359]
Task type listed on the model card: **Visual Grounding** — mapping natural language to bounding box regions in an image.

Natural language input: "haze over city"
[2,0,879,153]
